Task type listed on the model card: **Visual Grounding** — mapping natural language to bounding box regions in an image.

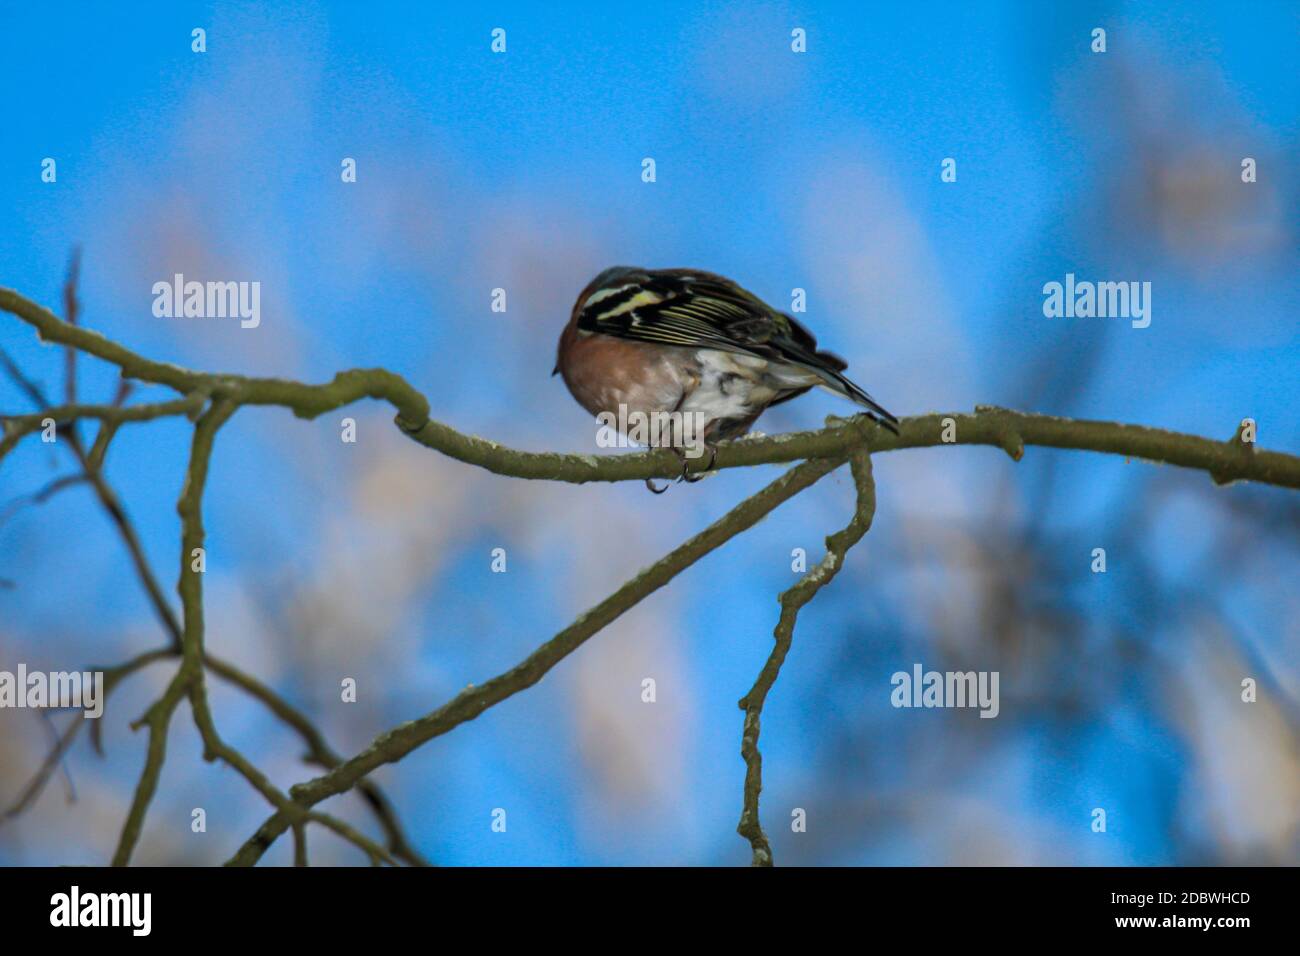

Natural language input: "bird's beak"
[551,363,560,377]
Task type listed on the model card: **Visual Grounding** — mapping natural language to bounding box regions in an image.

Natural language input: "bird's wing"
[577,269,802,357]
[576,268,899,429]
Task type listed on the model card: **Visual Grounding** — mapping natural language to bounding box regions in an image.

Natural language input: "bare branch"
[292,822,308,867]
[1,394,208,462]
[225,455,845,865]
[111,399,234,866]
[3,273,428,862]
[0,473,89,530]
[3,276,1297,868]
[737,448,878,865]
[2,288,1296,489]
[62,246,81,408]
[203,654,430,866]
[0,649,173,827]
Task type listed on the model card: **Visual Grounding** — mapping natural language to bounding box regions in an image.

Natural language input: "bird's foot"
[679,444,718,483]
[645,445,718,492]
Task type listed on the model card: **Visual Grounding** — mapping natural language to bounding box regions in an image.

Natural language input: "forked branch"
[2,281,1297,867]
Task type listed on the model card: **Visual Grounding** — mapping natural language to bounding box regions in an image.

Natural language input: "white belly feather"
[594,346,821,449]
[679,349,818,423]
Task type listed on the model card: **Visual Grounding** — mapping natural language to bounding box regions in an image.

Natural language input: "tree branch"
[3,278,1297,868]
[737,447,878,865]
[111,399,233,865]
[0,649,173,826]
[0,393,207,462]
[3,278,431,864]
[2,288,1296,489]
[224,455,845,865]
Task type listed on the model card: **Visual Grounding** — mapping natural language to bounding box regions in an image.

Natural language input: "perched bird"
[555,266,899,491]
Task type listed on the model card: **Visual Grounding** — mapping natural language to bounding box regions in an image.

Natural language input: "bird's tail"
[813,364,900,434]
[775,313,900,434]
[779,341,900,434]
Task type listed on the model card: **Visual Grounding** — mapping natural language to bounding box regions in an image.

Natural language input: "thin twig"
[0,649,173,826]
[0,473,89,529]
[63,246,81,407]
[1,394,208,461]
[37,711,77,804]
[203,654,430,866]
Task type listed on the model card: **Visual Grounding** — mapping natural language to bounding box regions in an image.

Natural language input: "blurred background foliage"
[1,1,1296,864]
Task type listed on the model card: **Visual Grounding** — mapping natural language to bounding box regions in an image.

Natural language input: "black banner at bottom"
[0,865,1284,941]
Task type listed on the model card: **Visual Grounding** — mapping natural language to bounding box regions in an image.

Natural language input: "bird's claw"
[678,445,718,483]
[646,446,718,493]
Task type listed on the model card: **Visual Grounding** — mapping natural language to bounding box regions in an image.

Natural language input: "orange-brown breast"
[556,319,698,422]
